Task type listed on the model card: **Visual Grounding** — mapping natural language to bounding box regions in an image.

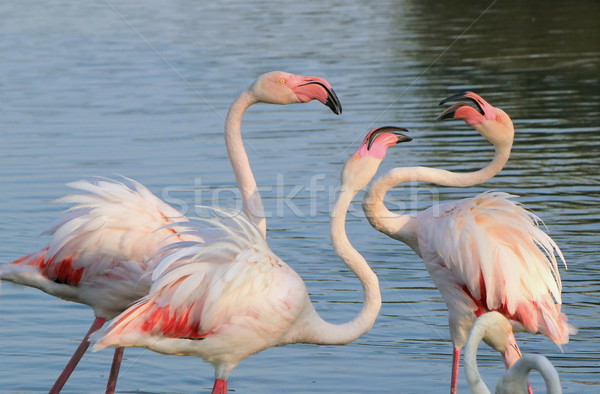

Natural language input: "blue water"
[1,1,599,392]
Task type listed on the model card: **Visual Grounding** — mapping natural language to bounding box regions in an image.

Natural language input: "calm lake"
[1,1,599,393]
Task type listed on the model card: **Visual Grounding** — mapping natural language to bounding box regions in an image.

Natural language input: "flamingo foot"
[528,382,534,394]
[105,347,124,394]
[212,378,228,394]
[49,317,106,394]
[450,347,461,394]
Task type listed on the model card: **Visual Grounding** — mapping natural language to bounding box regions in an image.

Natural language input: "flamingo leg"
[211,378,228,394]
[105,347,124,394]
[450,346,460,394]
[49,317,106,394]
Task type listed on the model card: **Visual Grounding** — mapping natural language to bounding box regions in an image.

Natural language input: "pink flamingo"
[0,71,341,393]
[465,312,562,394]
[92,127,412,394]
[362,92,574,393]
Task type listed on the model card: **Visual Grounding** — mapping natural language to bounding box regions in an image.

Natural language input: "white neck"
[363,142,511,250]
[498,355,562,394]
[224,90,266,238]
[465,318,562,394]
[464,318,493,394]
[297,184,382,345]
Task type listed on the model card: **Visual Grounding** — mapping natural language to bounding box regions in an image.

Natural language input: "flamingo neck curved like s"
[224,90,266,238]
[362,140,512,251]
[298,183,382,345]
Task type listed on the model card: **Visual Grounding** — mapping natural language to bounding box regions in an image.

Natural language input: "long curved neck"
[503,355,562,394]
[464,321,492,394]
[224,90,266,238]
[363,142,511,247]
[300,184,382,345]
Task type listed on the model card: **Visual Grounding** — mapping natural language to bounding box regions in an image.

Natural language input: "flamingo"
[464,312,562,394]
[0,71,342,393]
[362,92,574,393]
[91,127,412,393]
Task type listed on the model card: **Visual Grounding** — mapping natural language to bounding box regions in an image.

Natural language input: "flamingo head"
[437,91,514,147]
[250,71,342,115]
[475,312,522,368]
[342,126,412,190]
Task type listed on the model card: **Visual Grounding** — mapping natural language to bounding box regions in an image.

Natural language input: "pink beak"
[288,75,342,115]
[437,91,496,126]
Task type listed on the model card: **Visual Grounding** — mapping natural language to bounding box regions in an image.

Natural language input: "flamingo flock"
[1,72,573,394]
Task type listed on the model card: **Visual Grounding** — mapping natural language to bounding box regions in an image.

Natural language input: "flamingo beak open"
[437,91,487,120]
[366,126,412,149]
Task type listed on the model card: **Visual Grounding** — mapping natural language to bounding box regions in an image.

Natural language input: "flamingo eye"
[279,78,286,84]
[496,116,501,122]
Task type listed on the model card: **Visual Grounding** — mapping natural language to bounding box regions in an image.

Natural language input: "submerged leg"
[212,378,228,394]
[105,347,124,394]
[450,346,461,394]
[49,317,106,394]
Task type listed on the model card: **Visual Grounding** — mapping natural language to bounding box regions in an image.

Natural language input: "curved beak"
[437,91,488,121]
[501,334,523,369]
[299,81,342,115]
[437,102,474,120]
[366,126,412,149]
[439,91,486,114]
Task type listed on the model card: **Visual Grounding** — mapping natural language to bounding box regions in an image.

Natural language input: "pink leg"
[450,347,460,394]
[49,317,106,394]
[212,378,228,394]
[105,347,124,394]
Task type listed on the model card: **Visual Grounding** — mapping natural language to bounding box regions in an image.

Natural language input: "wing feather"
[420,191,572,343]
[95,207,303,344]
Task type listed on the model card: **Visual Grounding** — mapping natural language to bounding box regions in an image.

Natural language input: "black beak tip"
[436,102,469,121]
[396,134,413,144]
[327,99,342,115]
[326,88,342,115]
[437,112,454,121]
[439,91,469,106]
[438,91,485,116]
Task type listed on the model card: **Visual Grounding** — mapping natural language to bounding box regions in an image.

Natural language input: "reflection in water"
[0,0,599,392]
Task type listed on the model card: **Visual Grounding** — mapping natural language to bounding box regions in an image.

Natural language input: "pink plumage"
[419,191,570,344]
[2,177,190,393]
[92,127,410,394]
[363,92,574,393]
[1,71,342,393]
[3,177,188,317]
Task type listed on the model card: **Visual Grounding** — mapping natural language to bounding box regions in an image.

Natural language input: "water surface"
[1,1,599,392]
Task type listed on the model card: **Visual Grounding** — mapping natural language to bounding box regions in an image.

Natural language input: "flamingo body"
[94,208,310,365]
[2,177,188,319]
[1,177,190,393]
[362,92,574,392]
[1,71,342,392]
[92,127,411,392]
[417,191,569,348]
